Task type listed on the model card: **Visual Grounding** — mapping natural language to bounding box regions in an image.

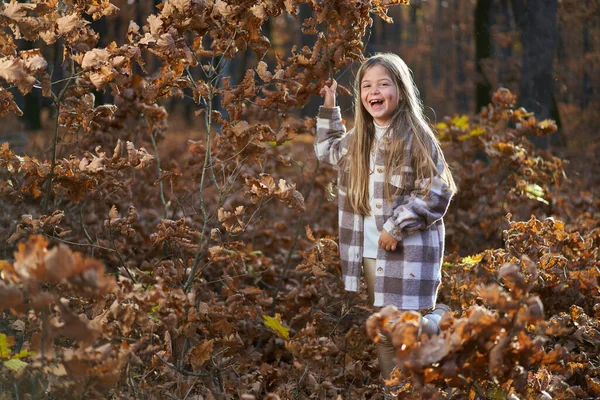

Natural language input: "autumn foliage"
[0,1,598,399]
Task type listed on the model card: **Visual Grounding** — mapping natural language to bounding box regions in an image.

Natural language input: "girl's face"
[360,64,400,126]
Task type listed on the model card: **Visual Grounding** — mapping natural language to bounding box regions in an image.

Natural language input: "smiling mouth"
[369,99,383,108]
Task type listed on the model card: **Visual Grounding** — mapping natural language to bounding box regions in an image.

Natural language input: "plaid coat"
[314,107,455,310]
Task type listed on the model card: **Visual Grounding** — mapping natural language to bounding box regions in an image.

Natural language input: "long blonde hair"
[343,53,456,216]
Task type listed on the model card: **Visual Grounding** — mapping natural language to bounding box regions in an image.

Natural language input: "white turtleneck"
[363,122,388,258]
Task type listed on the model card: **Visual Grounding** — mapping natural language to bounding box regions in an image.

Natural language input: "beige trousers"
[363,257,438,380]
[363,258,397,379]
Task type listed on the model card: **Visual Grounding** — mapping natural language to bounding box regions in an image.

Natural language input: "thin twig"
[42,60,77,213]
[43,232,116,253]
[182,384,195,400]
[149,125,169,218]
[79,204,96,257]
[110,232,137,283]
[184,64,217,292]
[153,352,210,377]
[160,392,181,400]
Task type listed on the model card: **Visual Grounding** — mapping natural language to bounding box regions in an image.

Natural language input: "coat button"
[377,167,384,173]
[376,203,382,209]
[377,267,383,273]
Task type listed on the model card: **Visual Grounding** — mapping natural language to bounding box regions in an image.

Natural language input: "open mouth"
[369,99,384,109]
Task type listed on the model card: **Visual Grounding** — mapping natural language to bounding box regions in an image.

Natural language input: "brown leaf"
[0,282,24,310]
[0,57,36,94]
[43,244,78,282]
[3,1,37,21]
[56,13,83,36]
[54,299,100,345]
[256,61,272,82]
[189,339,214,371]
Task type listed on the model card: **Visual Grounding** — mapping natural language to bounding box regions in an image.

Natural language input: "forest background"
[0,0,599,399]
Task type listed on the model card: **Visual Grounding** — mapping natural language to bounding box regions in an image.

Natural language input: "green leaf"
[3,358,27,372]
[435,122,448,131]
[13,349,34,359]
[262,313,290,340]
[0,334,15,359]
[451,115,469,130]
[458,126,485,141]
[524,184,549,205]
[486,385,508,400]
[462,254,483,265]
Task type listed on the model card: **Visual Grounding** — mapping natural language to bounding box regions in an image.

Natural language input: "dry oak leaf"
[256,61,272,82]
[21,50,47,73]
[0,282,24,311]
[213,0,239,18]
[126,141,154,168]
[81,48,116,89]
[0,57,37,94]
[245,174,305,212]
[79,153,105,173]
[162,0,192,15]
[56,13,85,36]
[53,298,101,345]
[218,206,246,234]
[0,89,23,116]
[189,339,214,372]
[86,0,120,20]
[2,1,37,21]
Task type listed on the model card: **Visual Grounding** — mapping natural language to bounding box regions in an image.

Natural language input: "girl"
[314,53,457,386]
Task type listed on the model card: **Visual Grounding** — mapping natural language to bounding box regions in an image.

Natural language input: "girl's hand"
[320,79,337,108]
[379,230,398,251]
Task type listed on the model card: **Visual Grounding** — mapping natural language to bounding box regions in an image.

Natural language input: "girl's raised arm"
[314,80,350,166]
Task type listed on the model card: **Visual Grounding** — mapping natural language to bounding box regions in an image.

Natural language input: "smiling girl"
[314,53,457,390]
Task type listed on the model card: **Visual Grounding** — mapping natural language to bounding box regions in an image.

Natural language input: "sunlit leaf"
[524,183,549,205]
[262,313,290,340]
[3,358,27,372]
[0,334,14,359]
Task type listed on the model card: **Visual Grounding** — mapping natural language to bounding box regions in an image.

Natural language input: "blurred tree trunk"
[432,0,444,87]
[495,0,515,89]
[512,0,563,148]
[91,16,109,106]
[475,0,492,112]
[582,23,592,108]
[299,4,319,117]
[18,40,42,131]
[455,1,469,113]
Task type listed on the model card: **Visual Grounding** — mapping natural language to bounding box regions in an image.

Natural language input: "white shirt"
[363,122,388,258]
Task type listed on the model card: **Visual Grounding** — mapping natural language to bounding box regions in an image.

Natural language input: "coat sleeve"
[314,106,349,166]
[382,143,455,240]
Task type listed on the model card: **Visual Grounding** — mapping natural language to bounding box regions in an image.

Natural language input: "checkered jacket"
[314,106,455,310]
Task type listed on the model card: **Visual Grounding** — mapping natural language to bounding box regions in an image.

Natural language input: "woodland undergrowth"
[0,1,599,399]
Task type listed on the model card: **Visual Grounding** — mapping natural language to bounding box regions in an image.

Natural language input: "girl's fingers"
[331,80,338,91]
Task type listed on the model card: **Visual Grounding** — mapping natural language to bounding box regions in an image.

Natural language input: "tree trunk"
[455,0,469,113]
[18,40,42,131]
[513,0,562,148]
[475,0,493,112]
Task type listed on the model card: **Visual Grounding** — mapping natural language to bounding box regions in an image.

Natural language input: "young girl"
[314,53,457,384]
